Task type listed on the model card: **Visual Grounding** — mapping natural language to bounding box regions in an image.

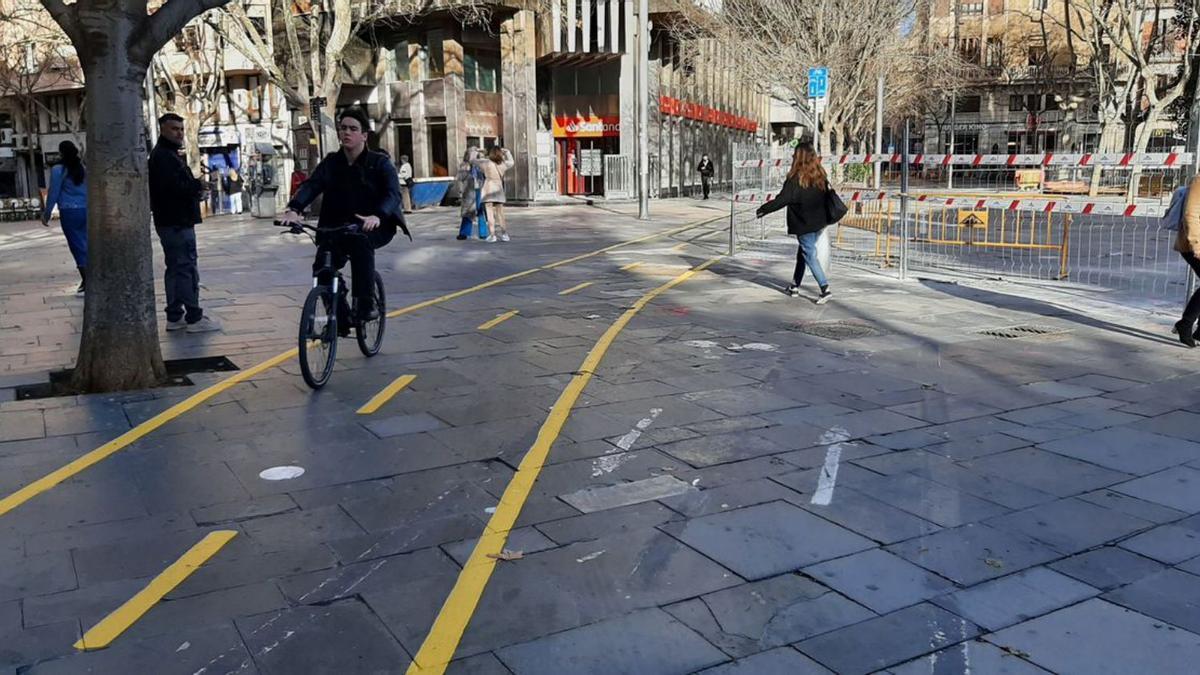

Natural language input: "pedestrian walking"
[228,168,244,214]
[755,142,843,304]
[697,153,715,200]
[481,146,514,243]
[41,140,88,294]
[1172,174,1200,347]
[455,148,489,241]
[397,155,415,213]
[149,112,220,333]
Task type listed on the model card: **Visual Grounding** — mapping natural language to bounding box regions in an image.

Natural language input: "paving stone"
[22,511,194,556]
[1038,427,1200,475]
[442,526,559,566]
[0,410,45,442]
[531,449,691,498]
[167,544,338,599]
[1077,489,1188,524]
[986,498,1152,554]
[1130,409,1200,441]
[365,530,738,657]
[1103,569,1200,634]
[560,475,695,513]
[658,478,803,518]
[42,405,130,437]
[0,550,76,603]
[1112,466,1200,513]
[240,505,366,551]
[661,501,874,580]
[655,431,791,468]
[665,575,872,658]
[190,494,298,525]
[907,462,1057,510]
[1019,381,1105,400]
[236,601,411,674]
[329,513,483,563]
[965,447,1132,497]
[776,440,890,470]
[887,398,1001,425]
[495,608,727,675]
[852,472,1010,528]
[804,549,956,614]
[682,387,805,417]
[363,412,447,438]
[0,600,17,634]
[446,652,512,675]
[696,647,833,675]
[867,429,946,451]
[932,566,1097,631]
[277,548,458,605]
[848,449,955,476]
[798,486,942,545]
[24,622,254,675]
[121,581,289,642]
[1059,374,1143,392]
[923,433,1031,461]
[684,415,774,436]
[887,523,1059,586]
[0,620,80,669]
[985,599,1200,674]
[888,640,1051,675]
[536,502,679,544]
[1119,525,1200,564]
[796,603,979,675]
[1049,547,1167,591]
[22,577,146,629]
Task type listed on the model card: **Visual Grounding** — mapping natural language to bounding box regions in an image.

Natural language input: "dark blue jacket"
[149,138,203,228]
[288,149,408,238]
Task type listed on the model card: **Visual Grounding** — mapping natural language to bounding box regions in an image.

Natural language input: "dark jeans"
[312,227,394,312]
[701,176,711,199]
[794,231,828,288]
[156,226,203,323]
[1182,252,1200,324]
[59,207,88,268]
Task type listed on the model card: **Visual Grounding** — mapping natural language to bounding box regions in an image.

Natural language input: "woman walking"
[755,142,835,304]
[455,148,489,240]
[481,146,514,242]
[1173,174,1200,347]
[41,140,88,294]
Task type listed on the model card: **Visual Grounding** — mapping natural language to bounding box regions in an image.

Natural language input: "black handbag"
[825,186,848,224]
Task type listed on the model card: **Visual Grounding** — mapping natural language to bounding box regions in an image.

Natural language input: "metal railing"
[534,155,558,199]
[604,154,635,199]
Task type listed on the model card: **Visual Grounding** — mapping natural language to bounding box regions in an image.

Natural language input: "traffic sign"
[957,209,989,228]
[808,67,829,99]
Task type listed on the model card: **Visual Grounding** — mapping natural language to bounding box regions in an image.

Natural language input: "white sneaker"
[499,233,510,242]
[185,316,222,333]
[485,235,498,243]
[166,318,187,332]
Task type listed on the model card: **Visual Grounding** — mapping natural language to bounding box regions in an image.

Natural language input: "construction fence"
[731,144,1194,304]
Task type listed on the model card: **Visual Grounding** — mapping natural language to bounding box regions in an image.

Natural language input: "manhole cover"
[792,321,886,340]
[977,325,1070,339]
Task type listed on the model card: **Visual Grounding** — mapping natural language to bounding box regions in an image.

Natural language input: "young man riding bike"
[279,108,408,331]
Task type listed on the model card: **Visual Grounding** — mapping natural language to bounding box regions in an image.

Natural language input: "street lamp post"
[637,0,650,220]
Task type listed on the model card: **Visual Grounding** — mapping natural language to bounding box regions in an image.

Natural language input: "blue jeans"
[794,231,828,288]
[59,207,88,268]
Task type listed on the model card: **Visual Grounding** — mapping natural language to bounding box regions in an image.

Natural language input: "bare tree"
[152,23,228,173]
[38,0,233,393]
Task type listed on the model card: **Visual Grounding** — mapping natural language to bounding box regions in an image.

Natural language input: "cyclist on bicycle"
[279,107,408,325]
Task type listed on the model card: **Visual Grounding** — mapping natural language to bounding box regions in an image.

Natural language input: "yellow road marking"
[557,282,593,296]
[75,530,237,650]
[670,242,688,252]
[404,256,721,674]
[619,261,644,271]
[357,374,418,415]
[477,310,518,331]
[0,214,726,520]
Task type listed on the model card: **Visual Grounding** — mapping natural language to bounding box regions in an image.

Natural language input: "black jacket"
[756,178,829,236]
[149,139,203,228]
[288,149,408,238]
[697,159,714,178]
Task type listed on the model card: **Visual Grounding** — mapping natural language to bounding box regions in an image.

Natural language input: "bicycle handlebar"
[273,220,363,236]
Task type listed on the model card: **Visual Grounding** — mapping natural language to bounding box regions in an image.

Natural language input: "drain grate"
[976,324,1070,339]
[792,320,887,341]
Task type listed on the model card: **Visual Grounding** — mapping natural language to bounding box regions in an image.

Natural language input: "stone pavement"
[2,198,1200,673]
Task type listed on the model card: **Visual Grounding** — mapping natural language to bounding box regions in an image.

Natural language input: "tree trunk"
[71,16,168,392]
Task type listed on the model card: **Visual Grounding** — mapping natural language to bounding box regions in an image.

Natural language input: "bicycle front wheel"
[299,286,338,389]
[357,272,386,357]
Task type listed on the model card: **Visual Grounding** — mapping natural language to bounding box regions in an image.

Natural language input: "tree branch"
[38,0,84,48]
[131,0,232,66]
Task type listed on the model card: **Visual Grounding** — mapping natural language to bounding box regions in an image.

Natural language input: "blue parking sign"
[808,67,828,99]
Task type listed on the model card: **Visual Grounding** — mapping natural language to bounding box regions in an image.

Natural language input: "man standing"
[148,113,220,333]
[397,154,414,213]
[697,153,715,200]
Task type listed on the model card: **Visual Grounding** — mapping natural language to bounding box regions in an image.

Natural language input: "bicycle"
[275,220,386,389]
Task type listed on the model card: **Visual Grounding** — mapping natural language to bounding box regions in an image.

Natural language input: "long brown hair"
[786,143,827,189]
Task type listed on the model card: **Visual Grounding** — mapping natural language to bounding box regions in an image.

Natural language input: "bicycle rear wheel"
[299,286,338,389]
[357,272,386,357]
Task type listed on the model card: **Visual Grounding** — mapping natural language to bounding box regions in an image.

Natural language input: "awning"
[254,143,276,156]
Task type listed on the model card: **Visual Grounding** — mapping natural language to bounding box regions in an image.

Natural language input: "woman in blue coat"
[41,140,88,294]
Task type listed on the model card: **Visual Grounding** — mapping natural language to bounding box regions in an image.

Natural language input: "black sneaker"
[816,287,833,305]
[785,284,801,297]
[456,234,467,241]
[1175,320,1196,348]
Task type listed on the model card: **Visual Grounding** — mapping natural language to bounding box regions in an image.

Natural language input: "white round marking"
[259,466,306,481]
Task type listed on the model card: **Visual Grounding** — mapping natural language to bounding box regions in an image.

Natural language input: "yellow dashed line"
[558,282,593,296]
[357,374,418,414]
[477,310,519,331]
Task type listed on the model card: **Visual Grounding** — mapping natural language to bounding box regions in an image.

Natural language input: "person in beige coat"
[1174,175,1200,347]
[480,146,514,242]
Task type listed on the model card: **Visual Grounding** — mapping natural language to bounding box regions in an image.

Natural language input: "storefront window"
[464,49,500,93]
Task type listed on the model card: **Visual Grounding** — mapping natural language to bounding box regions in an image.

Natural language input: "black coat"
[148,139,203,228]
[697,159,714,177]
[288,149,409,239]
[756,178,829,236]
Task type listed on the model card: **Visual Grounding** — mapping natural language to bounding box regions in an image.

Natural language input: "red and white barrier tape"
[734,152,1193,169]
[732,189,1168,218]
